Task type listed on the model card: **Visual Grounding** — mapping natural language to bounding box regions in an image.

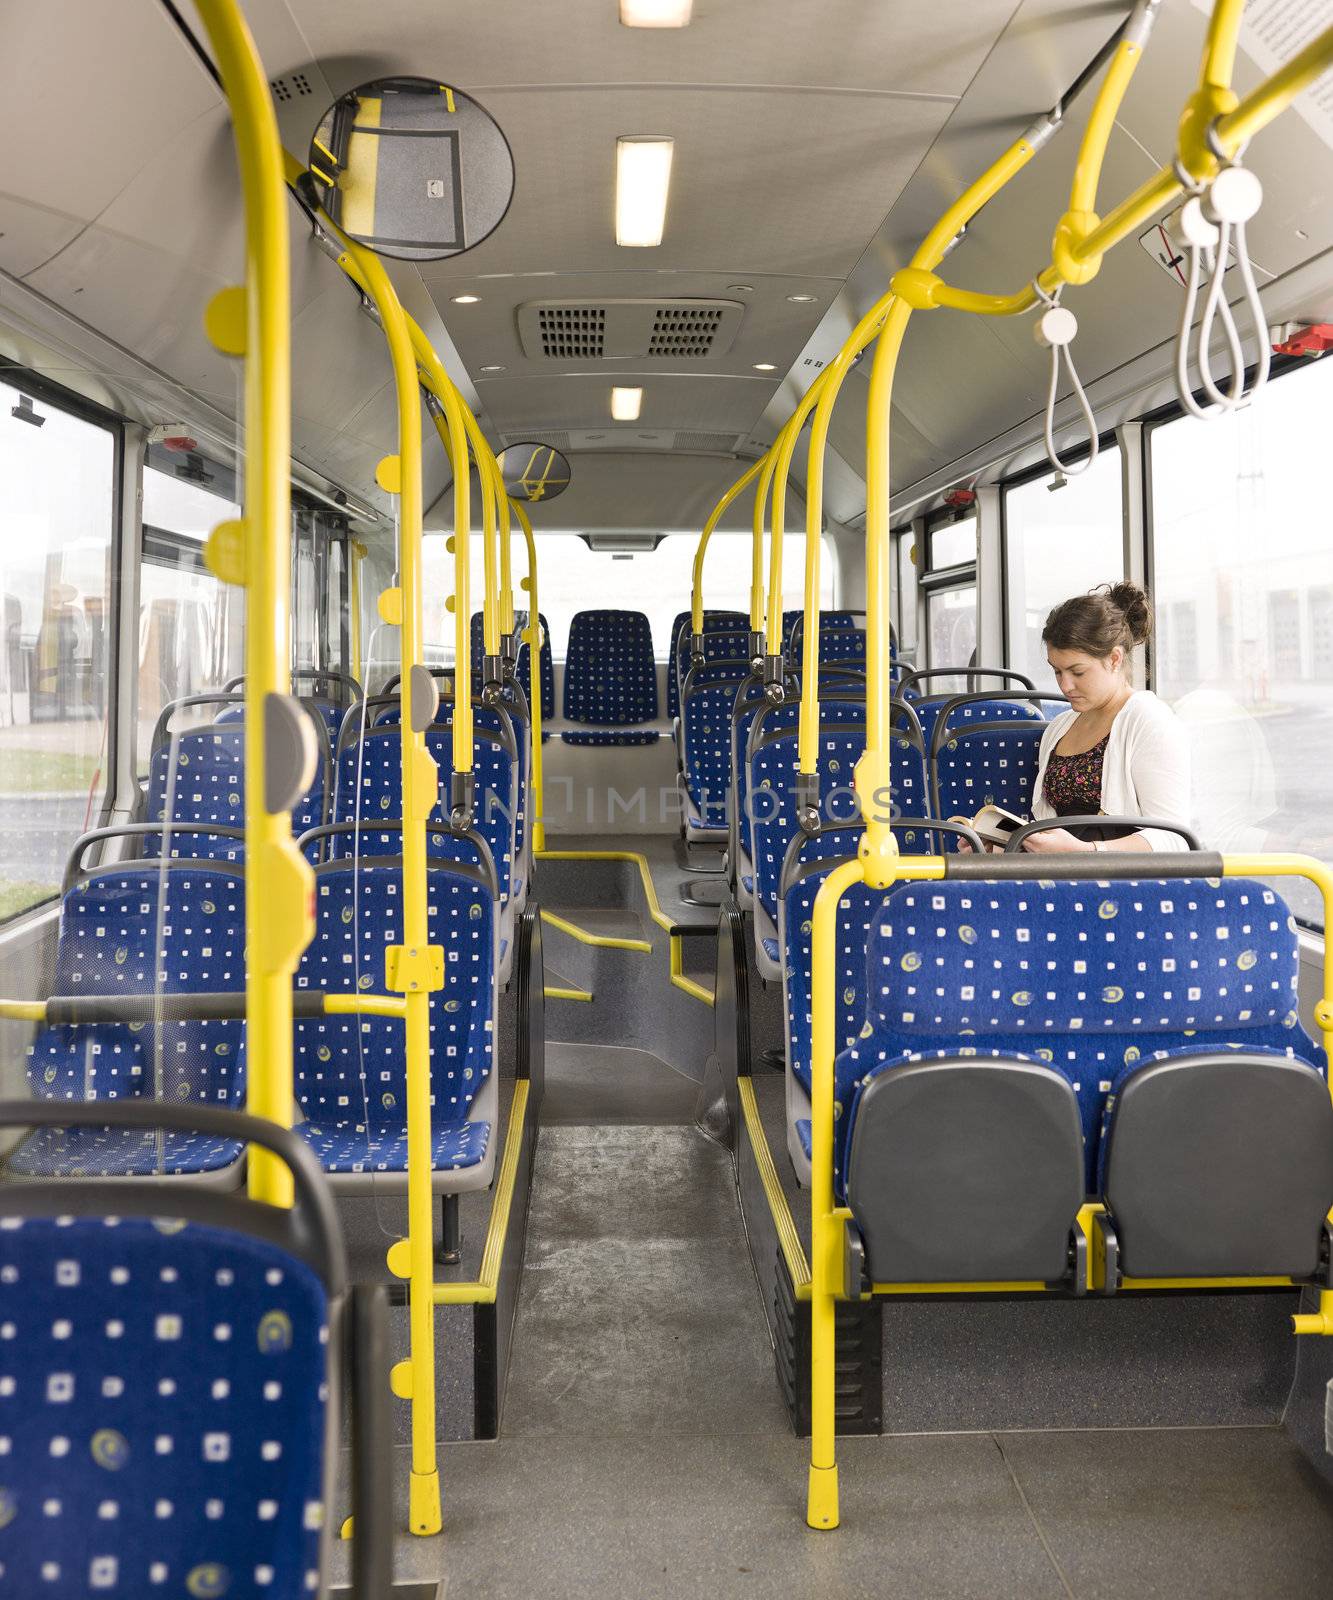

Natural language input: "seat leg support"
[437,1193,461,1266]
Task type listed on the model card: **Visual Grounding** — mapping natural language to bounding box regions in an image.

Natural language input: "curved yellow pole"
[333,241,443,1538]
[405,321,474,782]
[511,497,546,851]
[689,458,766,637]
[762,407,812,661]
[195,0,308,1211]
[750,447,780,646]
[498,483,515,638]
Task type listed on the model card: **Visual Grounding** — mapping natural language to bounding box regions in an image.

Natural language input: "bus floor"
[332,844,1333,1598]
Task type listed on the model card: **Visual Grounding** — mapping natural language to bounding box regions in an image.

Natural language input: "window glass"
[894,530,918,655]
[929,515,975,570]
[1005,446,1123,688]
[138,464,242,767]
[326,533,348,680]
[1151,360,1333,926]
[292,508,318,674]
[0,379,116,920]
[422,531,836,662]
[926,584,977,689]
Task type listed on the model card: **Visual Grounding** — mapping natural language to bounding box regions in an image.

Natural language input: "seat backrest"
[146,723,326,861]
[28,863,247,1109]
[846,876,1320,1187]
[915,693,1044,751]
[748,728,869,921]
[785,609,860,648]
[666,610,746,718]
[294,860,495,1130]
[681,669,748,818]
[930,721,1046,826]
[331,726,515,901]
[563,609,658,727]
[0,1209,330,1595]
[515,610,555,719]
[675,630,748,717]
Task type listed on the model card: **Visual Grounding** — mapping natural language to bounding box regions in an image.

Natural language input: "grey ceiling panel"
[474,371,778,437]
[262,0,1019,99]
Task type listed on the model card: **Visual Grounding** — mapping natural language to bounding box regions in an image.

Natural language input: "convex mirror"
[308,76,514,261]
[498,443,572,504]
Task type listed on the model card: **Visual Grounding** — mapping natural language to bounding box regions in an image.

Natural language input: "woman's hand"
[1020,826,1093,854]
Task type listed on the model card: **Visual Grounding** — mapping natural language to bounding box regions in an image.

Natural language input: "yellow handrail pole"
[805,855,870,1529]
[405,321,474,783]
[337,243,443,1538]
[477,431,500,663]
[194,0,308,1210]
[511,497,546,850]
[762,408,811,662]
[859,137,1041,871]
[904,21,1333,318]
[689,458,766,637]
[1180,0,1245,179]
[797,303,890,775]
[750,446,780,652]
[498,477,515,639]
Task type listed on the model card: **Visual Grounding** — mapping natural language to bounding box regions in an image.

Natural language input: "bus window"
[1005,447,1123,689]
[0,377,116,922]
[138,460,243,769]
[925,581,977,677]
[1151,359,1333,926]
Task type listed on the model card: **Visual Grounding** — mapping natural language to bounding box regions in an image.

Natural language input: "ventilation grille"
[648,306,727,357]
[269,73,313,103]
[517,298,745,362]
[672,430,743,453]
[536,308,606,359]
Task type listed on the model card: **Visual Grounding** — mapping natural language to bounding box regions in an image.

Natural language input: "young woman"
[1022,581,1191,853]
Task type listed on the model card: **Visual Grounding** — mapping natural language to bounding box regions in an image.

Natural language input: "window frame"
[0,360,125,927]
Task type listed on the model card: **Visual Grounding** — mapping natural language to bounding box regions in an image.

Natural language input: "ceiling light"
[753,363,776,372]
[611,386,643,421]
[786,293,817,303]
[615,138,673,247]
[479,364,506,373]
[727,283,755,294]
[620,0,692,24]
[451,294,480,304]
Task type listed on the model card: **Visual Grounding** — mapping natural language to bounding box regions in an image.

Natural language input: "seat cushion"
[8,1125,243,1178]
[294,1118,490,1175]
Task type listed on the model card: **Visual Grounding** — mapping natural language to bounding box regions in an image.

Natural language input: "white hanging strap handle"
[1173,133,1271,418]
[1033,285,1099,478]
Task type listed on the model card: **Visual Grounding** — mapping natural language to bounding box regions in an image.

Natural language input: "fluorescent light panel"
[620,0,692,25]
[611,387,642,421]
[615,137,673,247]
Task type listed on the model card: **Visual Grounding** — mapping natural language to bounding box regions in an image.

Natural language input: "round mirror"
[308,76,514,262]
[498,443,572,504]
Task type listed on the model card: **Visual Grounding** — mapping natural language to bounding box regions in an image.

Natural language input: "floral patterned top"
[1043,733,1107,817]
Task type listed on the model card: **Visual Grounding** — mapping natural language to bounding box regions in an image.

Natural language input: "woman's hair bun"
[1106,581,1152,646]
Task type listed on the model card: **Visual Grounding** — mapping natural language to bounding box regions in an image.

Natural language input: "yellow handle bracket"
[385,944,444,995]
[204,519,248,588]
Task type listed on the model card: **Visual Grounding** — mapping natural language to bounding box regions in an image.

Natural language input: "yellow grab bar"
[511,497,546,851]
[689,458,766,638]
[195,0,308,1211]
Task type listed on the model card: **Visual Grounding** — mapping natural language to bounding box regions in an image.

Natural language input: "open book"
[949,803,1027,851]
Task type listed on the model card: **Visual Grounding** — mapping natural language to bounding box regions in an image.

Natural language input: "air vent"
[649,306,727,357]
[536,307,606,359]
[517,298,744,362]
[672,430,742,454]
[502,431,571,451]
[269,73,313,103]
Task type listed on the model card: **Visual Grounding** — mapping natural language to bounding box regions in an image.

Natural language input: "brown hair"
[1042,582,1152,660]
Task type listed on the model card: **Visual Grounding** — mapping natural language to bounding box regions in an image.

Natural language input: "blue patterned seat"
[674,628,749,721]
[515,610,555,719]
[292,860,496,1188]
[835,877,1326,1198]
[680,665,749,831]
[0,1212,330,1597]
[331,725,517,906]
[561,608,660,745]
[666,610,747,718]
[146,723,326,864]
[915,692,1043,753]
[16,864,247,1178]
[930,721,1046,829]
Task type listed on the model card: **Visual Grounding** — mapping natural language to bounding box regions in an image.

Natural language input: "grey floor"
[331,852,1333,1598]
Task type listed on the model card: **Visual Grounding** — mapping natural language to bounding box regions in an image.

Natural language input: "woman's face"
[1046,645,1125,712]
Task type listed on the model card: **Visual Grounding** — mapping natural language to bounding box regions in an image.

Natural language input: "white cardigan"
[1030,690,1192,851]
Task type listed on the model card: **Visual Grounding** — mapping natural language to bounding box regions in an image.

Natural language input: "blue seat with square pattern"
[16,859,247,1179]
[666,610,747,718]
[0,1099,373,1599]
[291,859,496,1189]
[562,608,660,745]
